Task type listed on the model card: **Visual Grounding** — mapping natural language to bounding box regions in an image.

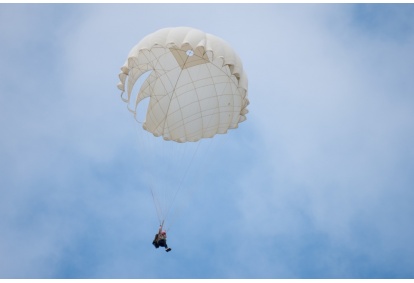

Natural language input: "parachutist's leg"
[158,239,166,247]
[164,242,171,252]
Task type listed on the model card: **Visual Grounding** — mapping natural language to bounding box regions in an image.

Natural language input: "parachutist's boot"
[166,248,171,252]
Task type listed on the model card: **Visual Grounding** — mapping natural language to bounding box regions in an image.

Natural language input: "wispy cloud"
[1,3,413,279]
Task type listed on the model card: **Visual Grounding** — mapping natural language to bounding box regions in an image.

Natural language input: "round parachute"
[117,26,249,143]
[118,27,249,229]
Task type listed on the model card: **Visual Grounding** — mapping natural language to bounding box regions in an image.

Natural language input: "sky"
[1,3,414,279]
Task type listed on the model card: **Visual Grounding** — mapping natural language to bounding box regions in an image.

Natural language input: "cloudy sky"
[1,3,414,279]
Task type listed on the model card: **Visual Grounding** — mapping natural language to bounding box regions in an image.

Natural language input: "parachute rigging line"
[150,185,163,225]
[162,138,203,230]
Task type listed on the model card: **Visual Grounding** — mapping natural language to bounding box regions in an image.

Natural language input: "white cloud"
[1,4,414,278]
[235,4,414,277]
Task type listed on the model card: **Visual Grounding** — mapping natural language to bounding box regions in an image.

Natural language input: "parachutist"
[152,225,172,252]
[119,27,248,238]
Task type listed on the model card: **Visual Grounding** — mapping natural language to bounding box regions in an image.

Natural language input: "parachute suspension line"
[150,185,163,226]
[162,139,203,231]
[164,113,218,231]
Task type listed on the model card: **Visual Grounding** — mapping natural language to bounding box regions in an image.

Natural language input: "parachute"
[117,27,249,227]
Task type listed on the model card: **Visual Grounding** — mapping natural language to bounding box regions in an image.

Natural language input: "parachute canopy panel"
[118,27,249,143]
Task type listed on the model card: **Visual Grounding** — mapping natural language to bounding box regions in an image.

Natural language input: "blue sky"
[1,3,414,279]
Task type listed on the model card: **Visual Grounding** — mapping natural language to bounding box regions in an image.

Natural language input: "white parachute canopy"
[117,26,249,143]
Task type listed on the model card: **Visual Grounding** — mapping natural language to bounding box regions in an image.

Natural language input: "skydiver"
[152,225,171,252]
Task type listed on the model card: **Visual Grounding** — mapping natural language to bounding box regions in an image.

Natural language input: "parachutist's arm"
[159,220,164,233]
